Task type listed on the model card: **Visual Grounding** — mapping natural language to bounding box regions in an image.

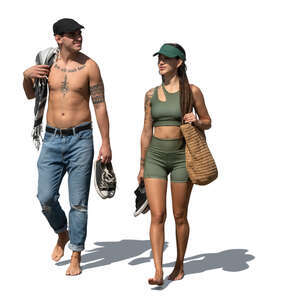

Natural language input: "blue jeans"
[37,122,94,252]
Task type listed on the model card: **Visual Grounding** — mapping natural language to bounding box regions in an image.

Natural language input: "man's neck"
[58,48,79,64]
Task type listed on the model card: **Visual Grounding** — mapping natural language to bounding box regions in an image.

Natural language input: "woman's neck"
[163,73,180,92]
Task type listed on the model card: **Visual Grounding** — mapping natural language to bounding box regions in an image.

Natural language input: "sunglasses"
[62,30,82,39]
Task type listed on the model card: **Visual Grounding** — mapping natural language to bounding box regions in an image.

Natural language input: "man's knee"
[37,190,58,207]
[71,205,87,213]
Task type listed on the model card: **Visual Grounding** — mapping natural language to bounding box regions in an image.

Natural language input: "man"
[23,18,112,276]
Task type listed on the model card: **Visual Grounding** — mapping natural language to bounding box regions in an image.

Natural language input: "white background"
[1,0,299,299]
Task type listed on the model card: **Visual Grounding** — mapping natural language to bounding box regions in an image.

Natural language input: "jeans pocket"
[78,130,93,140]
[43,132,53,143]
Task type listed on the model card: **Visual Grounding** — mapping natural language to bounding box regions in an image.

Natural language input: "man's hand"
[23,65,50,99]
[97,143,112,163]
[23,65,50,80]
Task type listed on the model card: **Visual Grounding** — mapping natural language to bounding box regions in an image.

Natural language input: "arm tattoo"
[144,96,150,112]
[90,82,105,105]
[144,93,151,121]
[92,96,105,104]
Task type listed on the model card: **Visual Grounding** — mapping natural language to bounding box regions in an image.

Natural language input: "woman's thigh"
[144,178,168,217]
[170,181,193,217]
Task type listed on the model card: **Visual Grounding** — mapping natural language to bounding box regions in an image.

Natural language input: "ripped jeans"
[37,122,94,252]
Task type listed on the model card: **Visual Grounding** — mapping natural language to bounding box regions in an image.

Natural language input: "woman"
[138,43,212,285]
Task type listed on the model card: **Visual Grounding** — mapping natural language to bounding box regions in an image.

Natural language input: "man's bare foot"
[66,252,81,276]
[168,264,184,281]
[51,231,69,262]
[148,271,164,286]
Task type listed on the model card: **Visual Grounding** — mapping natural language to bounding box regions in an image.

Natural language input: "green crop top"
[150,85,182,127]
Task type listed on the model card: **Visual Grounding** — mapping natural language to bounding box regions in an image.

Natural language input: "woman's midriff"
[153,126,183,139]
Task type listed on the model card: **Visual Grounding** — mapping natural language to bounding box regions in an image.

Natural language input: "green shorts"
[144,136,189,182]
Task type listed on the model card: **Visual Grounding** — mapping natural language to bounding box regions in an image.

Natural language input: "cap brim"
[63,25,85,34]
[153,51,177,58]
[70,24,85,32]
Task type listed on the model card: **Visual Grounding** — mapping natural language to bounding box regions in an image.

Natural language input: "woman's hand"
[137,167,144,184]
[183,112,197,123]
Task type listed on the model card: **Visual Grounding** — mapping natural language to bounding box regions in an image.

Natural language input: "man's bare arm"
[90,82,105,105]
[88,60,111,162]
[23,65,50,100]
[23,76,35,99]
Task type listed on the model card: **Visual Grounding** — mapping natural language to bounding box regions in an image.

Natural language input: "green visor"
[153,44,186,61]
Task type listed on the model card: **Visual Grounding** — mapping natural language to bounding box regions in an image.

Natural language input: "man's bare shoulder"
[73,53,98,71]
[80,56,102,80]
[82,56,99,71]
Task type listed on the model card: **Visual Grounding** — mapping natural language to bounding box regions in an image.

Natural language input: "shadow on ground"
[152,249,255,290]
[56,239,167,270]
[56,240,254,290]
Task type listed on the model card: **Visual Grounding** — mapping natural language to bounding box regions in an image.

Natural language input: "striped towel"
[32,47,58,150]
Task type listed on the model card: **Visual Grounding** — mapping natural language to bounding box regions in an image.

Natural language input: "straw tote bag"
[180,123,218,185]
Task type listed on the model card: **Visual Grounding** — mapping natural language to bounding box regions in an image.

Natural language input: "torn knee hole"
[72,205,87,212]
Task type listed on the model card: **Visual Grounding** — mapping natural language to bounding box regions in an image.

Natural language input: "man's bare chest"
[48,63,89,95]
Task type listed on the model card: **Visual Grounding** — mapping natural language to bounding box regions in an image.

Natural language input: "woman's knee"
[151,211,167,224]
[173,211,188,225]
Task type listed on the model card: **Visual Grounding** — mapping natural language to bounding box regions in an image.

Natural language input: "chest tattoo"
[54,64,86,73]
[60,74,69,96]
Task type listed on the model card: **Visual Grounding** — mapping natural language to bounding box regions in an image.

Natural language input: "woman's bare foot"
[66,251,81,276]
[168,264,184,281]
[148,271,164,286]
[51,231,69,262]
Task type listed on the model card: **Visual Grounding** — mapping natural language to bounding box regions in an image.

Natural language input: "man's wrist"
[101,139,111,146]
[23,73,31,81]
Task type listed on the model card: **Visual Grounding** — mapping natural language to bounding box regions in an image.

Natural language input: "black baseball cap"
[53,18,84,35]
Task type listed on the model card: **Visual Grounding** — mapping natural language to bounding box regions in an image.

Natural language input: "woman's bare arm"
[140,88,154,168]
[189,84,211,130]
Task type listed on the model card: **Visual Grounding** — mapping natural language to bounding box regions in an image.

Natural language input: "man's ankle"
[58,230,68,239]
[72,251,81,257]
